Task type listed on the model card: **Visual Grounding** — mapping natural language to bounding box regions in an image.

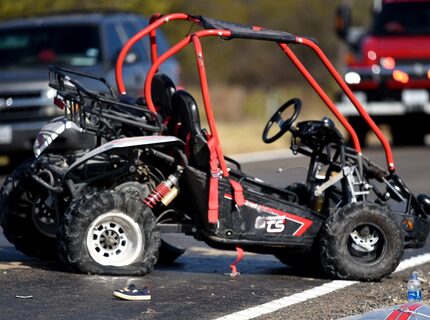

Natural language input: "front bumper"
[336,100,430,116]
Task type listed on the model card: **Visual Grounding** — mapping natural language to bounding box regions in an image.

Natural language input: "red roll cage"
[115,12,395,173]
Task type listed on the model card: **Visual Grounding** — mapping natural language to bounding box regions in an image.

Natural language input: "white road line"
[395,253,430,273]
[214,253,430,320]
[215,280,357,320]
[218,149,430,319]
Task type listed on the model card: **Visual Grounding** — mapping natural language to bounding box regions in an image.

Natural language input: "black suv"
[0,12,179,166]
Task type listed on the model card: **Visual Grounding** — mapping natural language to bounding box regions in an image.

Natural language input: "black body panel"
[182,166,325,249]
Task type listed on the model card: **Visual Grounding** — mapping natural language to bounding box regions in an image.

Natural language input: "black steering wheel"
[262,98,302,143]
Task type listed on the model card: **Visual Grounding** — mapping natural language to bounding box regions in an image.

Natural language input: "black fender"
[33,116,83,158]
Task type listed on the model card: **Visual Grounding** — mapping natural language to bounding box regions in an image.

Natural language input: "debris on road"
[113,284,151,301]
[15,295,33,299]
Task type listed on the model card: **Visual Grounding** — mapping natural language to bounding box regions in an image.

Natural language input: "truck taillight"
[380,57,395,70]
[345,52,357,65]
[393,70,409,84]
[367,50,377,61]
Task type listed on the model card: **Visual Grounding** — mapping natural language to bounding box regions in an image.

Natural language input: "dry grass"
[189,84,335,154]
[215,120,290,155]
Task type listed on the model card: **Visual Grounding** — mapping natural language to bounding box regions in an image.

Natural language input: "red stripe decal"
[224,194,313,236]
[386,304,408,320]
[386,303,422,320]
[398,303,422,320]
[252,25,264,31]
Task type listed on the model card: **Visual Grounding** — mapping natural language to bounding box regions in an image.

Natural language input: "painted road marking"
[214,253,430,320]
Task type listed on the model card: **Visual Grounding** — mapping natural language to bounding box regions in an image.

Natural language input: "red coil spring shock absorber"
[143,172,180,208]
[144,183,171,208]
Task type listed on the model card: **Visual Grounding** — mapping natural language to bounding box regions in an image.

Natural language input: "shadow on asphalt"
[157,254,328,280]
[0,242,328,280]
[0,244,67,274]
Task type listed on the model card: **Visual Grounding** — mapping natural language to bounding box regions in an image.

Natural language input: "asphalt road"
[1,146,430,320]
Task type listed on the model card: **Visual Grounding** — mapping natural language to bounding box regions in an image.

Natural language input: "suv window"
[122,21,149,62]
[105,23,124,62]
[134,19,171,55]
[0,25,101,69]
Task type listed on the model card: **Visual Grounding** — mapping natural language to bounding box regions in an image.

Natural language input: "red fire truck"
[336,0,430,146]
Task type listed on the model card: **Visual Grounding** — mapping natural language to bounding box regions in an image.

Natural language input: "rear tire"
[319,202,403,281]
[58,189,160,275]
[0,155,66,260]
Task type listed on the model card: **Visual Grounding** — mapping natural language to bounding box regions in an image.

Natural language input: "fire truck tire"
[347,117,367,147]
[391,120,426,146]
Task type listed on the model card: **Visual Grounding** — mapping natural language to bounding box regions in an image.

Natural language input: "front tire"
[58,189,160,275]
[319,202,404,281]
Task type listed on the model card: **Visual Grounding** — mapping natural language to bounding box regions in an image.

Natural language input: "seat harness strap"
[228,179,245,206]
[229,246,244,277]
[207,136,245,223]
[206,136,245,275]
[207,136,220,224]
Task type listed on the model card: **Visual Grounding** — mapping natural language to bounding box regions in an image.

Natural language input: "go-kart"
[1,13,429,281]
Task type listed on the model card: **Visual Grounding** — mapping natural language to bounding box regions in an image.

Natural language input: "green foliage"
[0,0,171,19]
[0,0,373,89]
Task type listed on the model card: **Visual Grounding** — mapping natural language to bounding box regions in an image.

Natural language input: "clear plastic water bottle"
[407,271,423,303]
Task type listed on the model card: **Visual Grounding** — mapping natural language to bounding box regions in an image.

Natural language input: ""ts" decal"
[266,218,285,233]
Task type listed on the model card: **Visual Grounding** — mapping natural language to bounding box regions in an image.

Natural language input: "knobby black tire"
[0,156,65,260]
[319,202,404,281]
[58,189,161,276]
[114,181,186,265]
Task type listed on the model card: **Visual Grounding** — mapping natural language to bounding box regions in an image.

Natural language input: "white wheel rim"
[86,210,143,267]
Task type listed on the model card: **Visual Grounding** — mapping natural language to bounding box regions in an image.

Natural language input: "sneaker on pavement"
[113,284,151,301]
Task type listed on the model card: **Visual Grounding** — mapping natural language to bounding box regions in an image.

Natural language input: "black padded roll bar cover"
[197,15,317,44]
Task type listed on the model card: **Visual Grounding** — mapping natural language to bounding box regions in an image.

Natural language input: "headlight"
[45,88,57,99]
[345,72,361,85]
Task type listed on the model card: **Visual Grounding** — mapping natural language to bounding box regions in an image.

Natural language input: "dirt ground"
[263,263,430,320]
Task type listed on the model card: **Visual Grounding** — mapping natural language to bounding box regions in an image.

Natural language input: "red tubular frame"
[115,13,396,172]
[192,33,230,176]
[149,14,163,63]
[115,13,199,96]
[141,29,232,176]
[279,43,362,152]
[293,37,395,170]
